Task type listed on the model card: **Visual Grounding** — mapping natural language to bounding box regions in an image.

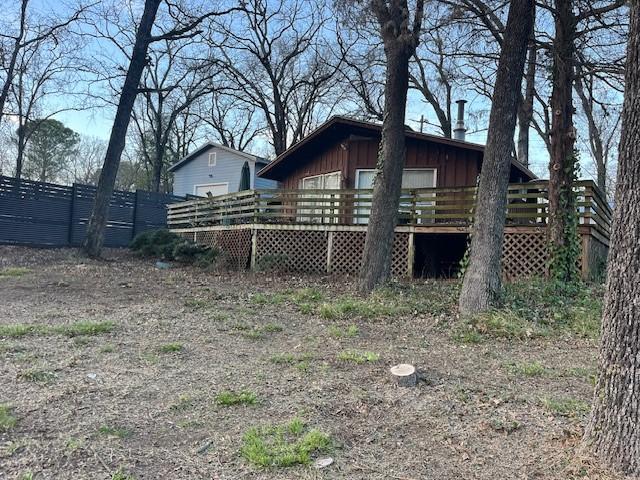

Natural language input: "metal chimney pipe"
[453,99,467,141]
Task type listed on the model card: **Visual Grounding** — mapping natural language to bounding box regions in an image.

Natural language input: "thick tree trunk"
[458,0,535,315]
[82,0,161,257]
[547,0,578,281]
[359,0,424,292]
[583,3,640,473]
[359,47,412,292]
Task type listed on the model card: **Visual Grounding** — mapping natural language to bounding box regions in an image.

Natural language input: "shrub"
[129,229,218,267]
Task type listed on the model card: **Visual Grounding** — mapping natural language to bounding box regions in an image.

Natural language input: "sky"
[31,0,589,182]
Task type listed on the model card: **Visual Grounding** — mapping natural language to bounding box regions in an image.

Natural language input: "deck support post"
[250,228,258,271]
[581,233,590,281]
[407,233,415,278]
[326,231,334,273]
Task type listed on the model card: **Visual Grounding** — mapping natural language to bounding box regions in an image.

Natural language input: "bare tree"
[459,0,535,314]
[63,135,107,185]
[132,38,218,192]
[195,89,264,151]
[574,64,622,198]
[0,0,87,125]
[82,0,240,257]
[8,22,83,178]
[583,1,640,473]
[212,0,342,155]
[358,0,425,292]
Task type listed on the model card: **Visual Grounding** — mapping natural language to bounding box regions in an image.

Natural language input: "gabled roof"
[257,115,537,181]
[168,142,266,173]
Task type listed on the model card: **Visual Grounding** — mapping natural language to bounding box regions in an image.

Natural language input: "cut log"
[390,363,417,387]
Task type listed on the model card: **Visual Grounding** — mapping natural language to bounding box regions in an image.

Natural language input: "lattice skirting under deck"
[501,232,548,280]
[194,229,252,270]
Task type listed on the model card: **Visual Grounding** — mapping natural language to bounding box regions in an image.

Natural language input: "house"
[257,115,537,190]
[167,116,610,281]
[169,142,278,197]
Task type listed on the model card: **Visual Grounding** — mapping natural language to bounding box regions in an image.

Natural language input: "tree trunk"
[359,46,413,292]
[583,2,640,473]
[82,0,161,257]
[359,0,424,292]
[547,0,579,281]
[517,27,536,167]
[458,0,535,315]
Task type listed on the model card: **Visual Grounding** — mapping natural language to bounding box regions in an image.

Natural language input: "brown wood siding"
[281,141,349,189]
[347,138,481,188]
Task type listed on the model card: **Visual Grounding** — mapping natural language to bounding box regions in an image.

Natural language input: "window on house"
[354,168,437,224]
[208,152,217,166]
[298,171,342,223]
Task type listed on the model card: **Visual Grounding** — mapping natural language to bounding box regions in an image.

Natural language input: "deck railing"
[167,180,611,239]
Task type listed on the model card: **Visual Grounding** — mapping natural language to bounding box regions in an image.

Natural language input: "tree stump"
[390,364,417,387]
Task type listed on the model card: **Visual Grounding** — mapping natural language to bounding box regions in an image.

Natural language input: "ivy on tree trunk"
[547,0,580,282]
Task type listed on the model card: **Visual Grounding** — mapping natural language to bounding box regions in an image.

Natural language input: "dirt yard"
[0,246,623,479]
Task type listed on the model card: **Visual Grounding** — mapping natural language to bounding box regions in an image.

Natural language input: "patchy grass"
[169,394,195,412]
[488,416,522,433]
[0,267,31,278]
[0,321,114,338]
[65,437,83,452]
[328,324,359,338]
[454,280,602,342]
[111,468,135,480]
[269,353,313,372]
[0,404,17,431]
[540,397,590,417]
[158,342,184,353]
[337,350,379,364]
[100,344,116,353]
[98,425,132,439]
[564,366,598,385]
[263,323,283,333]
[19,368,57,384]
[215,390,257,406]
[241,418,332,468]
[252,283,456,321]
[183,298,214,310]
[505,361,548,377]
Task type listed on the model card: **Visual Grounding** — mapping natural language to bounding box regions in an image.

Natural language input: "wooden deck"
[167,180,611,280]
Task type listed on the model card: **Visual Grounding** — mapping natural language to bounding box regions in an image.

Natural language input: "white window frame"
[298,171,342,223]
[354,168,437,224]
[193,182,229,197]
[208,152,217,166]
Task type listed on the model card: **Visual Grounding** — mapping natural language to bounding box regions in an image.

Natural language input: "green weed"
[505,361,548,377]
[111,468,135,480]
[328,325,359,338]
[0,404,17,431]
[540,397,590,417]
[337,350,379,363]
[0,267,31,278]
[0,321,114,338]
[241,418,331,468]
[158,342,184,353]
[19,368,57,384]
[215,390,257,406]
[98,425,132,439]
[170,394,195,412]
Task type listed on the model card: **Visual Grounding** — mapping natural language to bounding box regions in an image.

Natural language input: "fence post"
[131,190,140,240]
[68,183,77,246]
